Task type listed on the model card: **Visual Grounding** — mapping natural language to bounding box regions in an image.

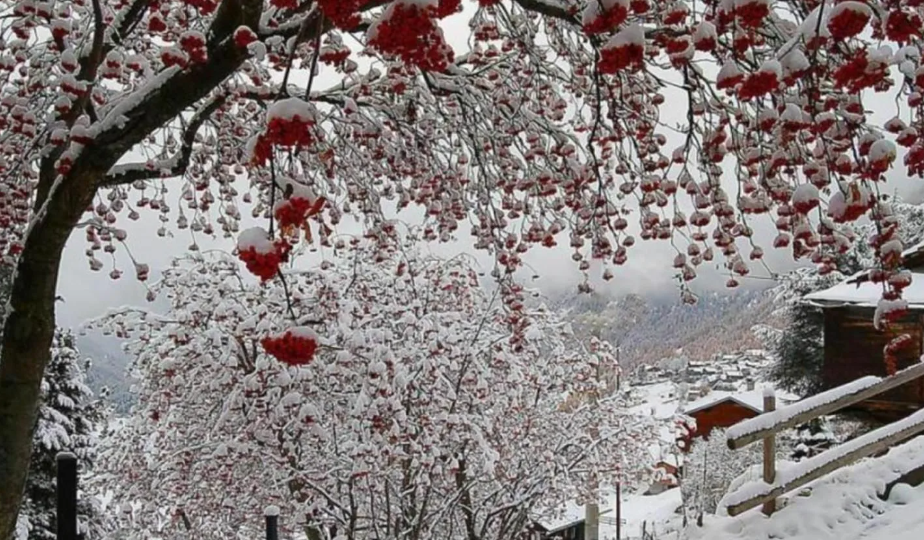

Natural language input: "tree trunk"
[0,168,99,540]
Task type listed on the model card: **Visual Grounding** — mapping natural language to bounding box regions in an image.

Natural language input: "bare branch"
[512,0,580,25]
[100,95,227,187]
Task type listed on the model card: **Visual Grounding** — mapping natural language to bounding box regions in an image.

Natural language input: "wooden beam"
[726,407,924,516]
[727,362,924,450]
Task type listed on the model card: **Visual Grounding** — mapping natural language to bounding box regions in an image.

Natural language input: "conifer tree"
[15,330,107,540]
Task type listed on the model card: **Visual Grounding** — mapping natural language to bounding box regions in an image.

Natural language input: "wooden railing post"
[265,505,279,540]
[56,452,78,540]
[762,389,777,516]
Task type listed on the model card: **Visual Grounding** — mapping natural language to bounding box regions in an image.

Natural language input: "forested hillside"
[552,288,780,370]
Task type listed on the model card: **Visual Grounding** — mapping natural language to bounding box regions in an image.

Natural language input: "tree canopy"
[3,1,924,537]
[94,243,651,539]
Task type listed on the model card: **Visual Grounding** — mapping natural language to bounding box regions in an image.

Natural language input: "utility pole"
[616,481,622,540]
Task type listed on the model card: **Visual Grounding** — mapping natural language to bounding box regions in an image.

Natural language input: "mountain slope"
[550,287,780,369]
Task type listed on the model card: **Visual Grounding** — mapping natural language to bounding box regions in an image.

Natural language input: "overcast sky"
[54,10,924,328]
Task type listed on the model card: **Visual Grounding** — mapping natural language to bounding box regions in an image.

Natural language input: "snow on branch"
[101,94,228,187]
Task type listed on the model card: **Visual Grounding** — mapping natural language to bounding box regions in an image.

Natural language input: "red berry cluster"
[827,5,870,40]
[179,32,207,64]
[833,52,889,93]
[885,10,923,43]
[149,14,166,32]
[737,69,778,100]
[318,0,365,29]
[238,239,291,282]
[907,145,924,177]
[583,2,628,35]
[275,196,326,231]
[599,42,644,74]
[368,3,455,72]
[884,334,913,376]
[265,115,315,148]
[262,329,319,366]
[161,47,188,68]
[734,1,770,29]
[320,44,351,66]
[234,27,258,49]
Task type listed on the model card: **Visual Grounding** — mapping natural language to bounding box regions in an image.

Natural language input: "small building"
[532,504,586,540]
[804,244,924,418]
[680,388,798,445]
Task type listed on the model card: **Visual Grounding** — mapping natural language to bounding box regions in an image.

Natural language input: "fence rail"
[727,363,924,450]
[723,361,924,517]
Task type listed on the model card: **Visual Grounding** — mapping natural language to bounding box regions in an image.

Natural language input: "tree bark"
[0,166,101,540]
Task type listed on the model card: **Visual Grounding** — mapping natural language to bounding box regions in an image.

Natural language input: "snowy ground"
[599,488,683,540]
[686,435,924,540]
[536,487,683,540]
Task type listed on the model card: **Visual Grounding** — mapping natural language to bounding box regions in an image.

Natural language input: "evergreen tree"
[15,330,108,540]
[768,301,827,397]
[789,417,837,461]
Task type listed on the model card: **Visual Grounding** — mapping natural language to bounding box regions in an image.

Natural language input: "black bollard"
[265,505,280,540]
[56,452,78,540]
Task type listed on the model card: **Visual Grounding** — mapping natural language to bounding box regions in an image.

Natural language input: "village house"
[680,387,798,445]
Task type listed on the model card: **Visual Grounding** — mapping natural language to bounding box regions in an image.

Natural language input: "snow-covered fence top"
[723,360,924,517]
[727,361,924,450]
[724,406,924,516]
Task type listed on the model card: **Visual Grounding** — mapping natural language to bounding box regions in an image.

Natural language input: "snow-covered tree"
[15,330,108,540]
[789,417,837,462]
[94,241,653,539]
[5,2,924,534]
[681,427,789,523]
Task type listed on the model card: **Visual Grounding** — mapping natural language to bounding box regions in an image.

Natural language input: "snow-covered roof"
[683,388,799,416]
[535,499,585,532]
[803,269,924,308]
[535,486,682,536]
[805,239,924,308]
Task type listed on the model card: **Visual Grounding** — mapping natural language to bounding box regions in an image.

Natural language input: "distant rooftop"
[683,388,799,416]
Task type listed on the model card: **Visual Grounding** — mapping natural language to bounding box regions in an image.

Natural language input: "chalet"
[804,242,924,419]
[681,388,798,444]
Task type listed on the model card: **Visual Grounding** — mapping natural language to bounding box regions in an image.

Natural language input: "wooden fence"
[723,362,924,517]
[54,452,281,540]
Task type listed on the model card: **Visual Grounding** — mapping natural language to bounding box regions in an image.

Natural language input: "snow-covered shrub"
[94,242,654,539]
[681,428,792,521]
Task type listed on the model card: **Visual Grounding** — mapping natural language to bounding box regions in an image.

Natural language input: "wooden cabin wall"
[822,307,924,408]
